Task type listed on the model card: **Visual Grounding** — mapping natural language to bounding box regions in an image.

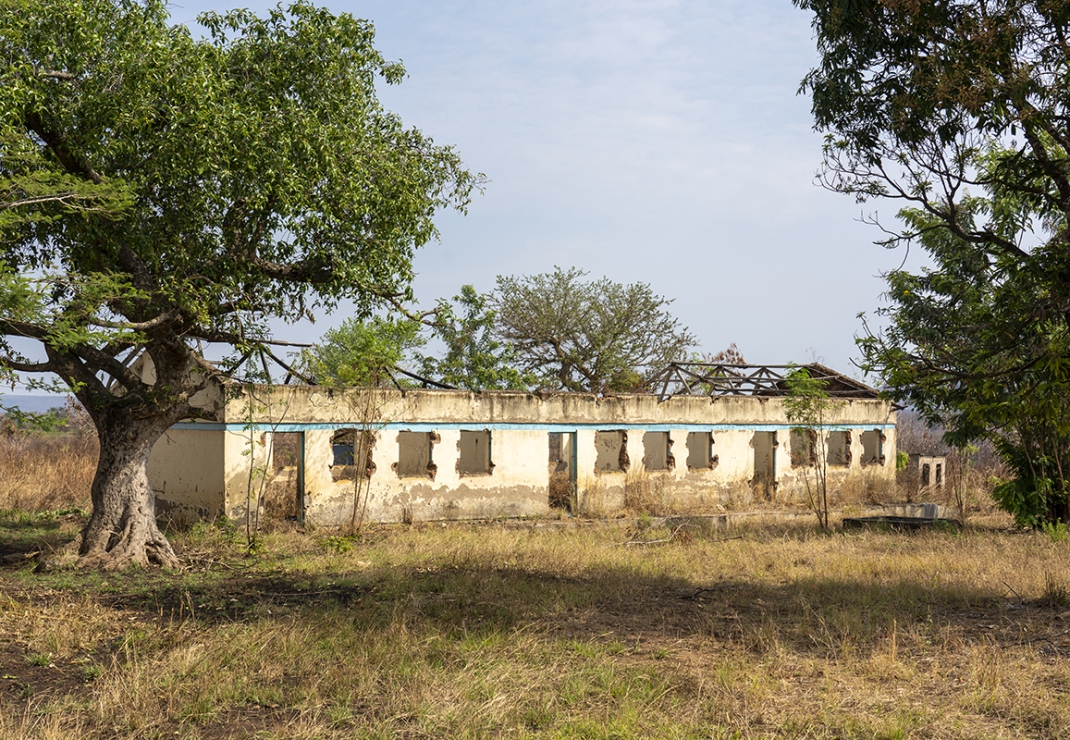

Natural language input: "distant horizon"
[0,394,69,414]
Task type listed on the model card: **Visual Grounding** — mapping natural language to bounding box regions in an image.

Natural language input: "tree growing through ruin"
[784,366,840,530]
[296,316,429,532]
[0,0,477,568]
[297,317,426,388]
[417,285,533,391]
[492,268,695,393]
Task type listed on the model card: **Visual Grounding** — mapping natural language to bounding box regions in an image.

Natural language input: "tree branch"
[36,68,76,81]
[0,192,116,213]
[0,357,56,373]
[0,318,50,340]
[1019,117,1070,211]
[85,352,147,391]
[24,111,103,184]
[88,309,181,332]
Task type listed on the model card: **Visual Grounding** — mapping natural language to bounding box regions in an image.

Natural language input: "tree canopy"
[417,285,532,391]
[0,0,476,566]
[795,0,1070,524]
[492,268,694,393]
[296,317,424,388]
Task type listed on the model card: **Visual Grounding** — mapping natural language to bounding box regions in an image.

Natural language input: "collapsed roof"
[642,363,879,401]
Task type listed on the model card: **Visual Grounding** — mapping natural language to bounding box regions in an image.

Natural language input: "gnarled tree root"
[78,511,181,570]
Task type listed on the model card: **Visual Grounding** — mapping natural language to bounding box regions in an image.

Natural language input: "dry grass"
[0,432,96,512]
[4,435,1070,738]
[4,520,1070,738]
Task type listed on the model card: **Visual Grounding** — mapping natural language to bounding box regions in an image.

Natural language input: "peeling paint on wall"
[148,382,898,526]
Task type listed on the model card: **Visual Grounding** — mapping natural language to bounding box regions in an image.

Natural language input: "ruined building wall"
[148,384,897,526]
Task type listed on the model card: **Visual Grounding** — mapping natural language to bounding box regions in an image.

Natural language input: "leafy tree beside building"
[0,0,477,567]
[796,0,1070,524]
[492,268,695,393]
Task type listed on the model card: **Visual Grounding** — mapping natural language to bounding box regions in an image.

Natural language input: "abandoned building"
[901,453,947,497]
[147,363,898,526]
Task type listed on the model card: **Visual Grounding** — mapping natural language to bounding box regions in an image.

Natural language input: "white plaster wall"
[668,429,689,478]
[223,387,897,431]
[713,430,755,481]
[218,423,901,526]
[221,427,274,520]
[149,428,226,521]
[775,425,899,504]
[300,428,552,525]
[193,386,901,526]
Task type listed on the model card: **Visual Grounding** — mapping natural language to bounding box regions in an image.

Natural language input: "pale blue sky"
[180,1,910,376]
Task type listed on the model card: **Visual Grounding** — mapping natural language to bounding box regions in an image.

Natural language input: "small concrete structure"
[842,502,962,531]
[147,370,898,527]
[903,453,947,495]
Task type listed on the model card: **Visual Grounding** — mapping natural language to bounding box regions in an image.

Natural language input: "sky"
[27,0,921,394]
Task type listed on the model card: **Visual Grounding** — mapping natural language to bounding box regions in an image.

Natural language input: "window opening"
[264,432,303,521]
[643,432,674,471]
[686,432,715,470]
[548,432,576,510]
[860,429,885,467]
[790,429,817,468]
[395,431,437,479]
[457,430,493,475]
[826,431,851,467]
[331,428,375,482]
[595,430,629,472]
[752,431,777,500]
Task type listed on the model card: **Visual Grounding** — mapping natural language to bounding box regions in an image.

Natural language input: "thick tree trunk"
[78,422,179,569]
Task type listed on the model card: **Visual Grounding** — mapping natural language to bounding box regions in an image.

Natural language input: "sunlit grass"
[0,433,95,512]
[1,431,1065,739]
[2,517,1070,739]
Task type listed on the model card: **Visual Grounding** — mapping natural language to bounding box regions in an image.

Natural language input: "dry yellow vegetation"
[0,433,95,512]
[2,433,1068,739]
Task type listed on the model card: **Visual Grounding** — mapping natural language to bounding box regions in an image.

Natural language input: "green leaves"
[796,0,1070,254]
[297,316,424,388]
[859,169,1070,524]
[783,366,839,429]
[799,1,1070,525]
[0,0,476,397]
[417,285,533,391]
[493,268,695,393]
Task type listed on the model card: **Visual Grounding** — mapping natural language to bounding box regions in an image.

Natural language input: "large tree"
[417,285,532,391]
[795,0,1070,524]
[493,268,694,393]
[0,0,476,567]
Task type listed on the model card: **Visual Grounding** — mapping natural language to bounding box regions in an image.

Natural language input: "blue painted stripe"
[170,421,896,433]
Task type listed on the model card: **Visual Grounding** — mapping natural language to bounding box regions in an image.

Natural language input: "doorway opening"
[752,431,777,501]
[548,432,577,510]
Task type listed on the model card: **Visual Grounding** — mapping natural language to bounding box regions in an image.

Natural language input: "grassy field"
[3,434,1070,739]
